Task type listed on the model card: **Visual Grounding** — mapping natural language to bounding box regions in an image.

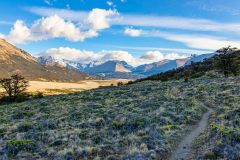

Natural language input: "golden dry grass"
[0,79,130,95]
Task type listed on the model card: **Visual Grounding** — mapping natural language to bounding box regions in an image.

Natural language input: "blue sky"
[0,0,240,65]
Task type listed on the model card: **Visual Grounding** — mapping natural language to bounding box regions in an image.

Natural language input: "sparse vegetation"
[117,81,124,86]
[191,79,240,159]
[0,74,29,101]
[0,76,238,159]
[136,48,240,83]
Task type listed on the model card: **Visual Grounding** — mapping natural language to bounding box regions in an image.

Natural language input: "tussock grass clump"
[5,140,37,156]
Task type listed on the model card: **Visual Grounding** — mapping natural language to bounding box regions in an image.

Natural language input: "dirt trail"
[170,106,213,160]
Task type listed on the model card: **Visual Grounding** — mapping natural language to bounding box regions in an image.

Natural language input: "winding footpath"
[170,106,214,160]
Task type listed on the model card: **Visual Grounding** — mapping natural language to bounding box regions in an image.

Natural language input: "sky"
[0,0,240,66]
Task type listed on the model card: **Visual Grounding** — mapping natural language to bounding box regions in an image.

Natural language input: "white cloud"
[140,51,187,61]
[44,0,56,5]
[87,8,118,30]
[124,27,142,37]
[32,15,98,41]
[0,33,5,39]
[4,8,118,44]
[114,46,211,55]
[142,30,240,50]
[44,47,100,63]
[101,50,137,65]
[7,20,32,44]
[187,1,240,16]
[42,47,189,66]
[27,7,240,32]
[66,4,70,9]
[44,0,51,5]
[0,20,12,25]
[163,34,240,50]
[6,15,96,44]
[43,47,138,65]
[106,1,114,6]
[27,7,88,22]
[118,15,240,32]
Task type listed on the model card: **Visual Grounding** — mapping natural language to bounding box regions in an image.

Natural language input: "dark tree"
[215,46,239,77]
[117,81,124,86]
[0,74,29,100]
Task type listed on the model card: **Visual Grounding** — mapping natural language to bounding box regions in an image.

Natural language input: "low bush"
[5,140,37,156]
[12,111,34,119]
[34,92,44,99]
[17,123,33,132]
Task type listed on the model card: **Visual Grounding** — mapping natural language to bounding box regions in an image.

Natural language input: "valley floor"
[1,79,129,95]
[0,76,239,159]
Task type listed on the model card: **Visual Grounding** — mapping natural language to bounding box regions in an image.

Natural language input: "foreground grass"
[0,77,239,159]
[191,77,240,159]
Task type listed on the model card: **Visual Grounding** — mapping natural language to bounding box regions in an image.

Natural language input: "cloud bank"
[140,30,240,50]
[2,6,239,52]
[5,8,118,44]
[140,51,187,61]
[23,6,240,51]
[42,47,188,66]
[27,7,240,33]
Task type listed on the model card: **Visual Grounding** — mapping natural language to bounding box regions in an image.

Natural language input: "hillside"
[0,76,239,159]
[0,38,91,81]
[133,58,190,76]
[137,50,240,82]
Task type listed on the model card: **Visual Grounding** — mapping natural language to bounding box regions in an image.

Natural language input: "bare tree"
[0,74,29,100]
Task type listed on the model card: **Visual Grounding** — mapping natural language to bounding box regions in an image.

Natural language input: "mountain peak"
[0,38,90,81]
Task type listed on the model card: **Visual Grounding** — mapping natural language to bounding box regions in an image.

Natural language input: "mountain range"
[0,38,91,81]
[0,38,216,80]
[38,53,215,79]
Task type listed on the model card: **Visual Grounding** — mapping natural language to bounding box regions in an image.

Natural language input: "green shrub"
[93,136,102,144]
[50,139,64,147]
[131,118,145,129]
[6,140,37,155]
[127,81,134,85]
[70,112,82,120]
[117,82,124,86]
[205,71,217,78]
[12,111,34,119]
[34,92,44,99]
[24,132,49,143]
[0,128,7,138]
[15,93,31,102]
[78,130,89,139]
[112,121,123,129]
[17,123,33,132]
[204,151,217,159]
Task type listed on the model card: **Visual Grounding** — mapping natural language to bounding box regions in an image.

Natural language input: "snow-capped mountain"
[133,58,191,76]
[85,60,133,74]
[38,53,216,79]
[185,53,216,65]
[133,53,215,76]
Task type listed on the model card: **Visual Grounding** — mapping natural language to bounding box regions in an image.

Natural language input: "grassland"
[0,76,239,159]
[190,77,240,159]
[0,79,129,96]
